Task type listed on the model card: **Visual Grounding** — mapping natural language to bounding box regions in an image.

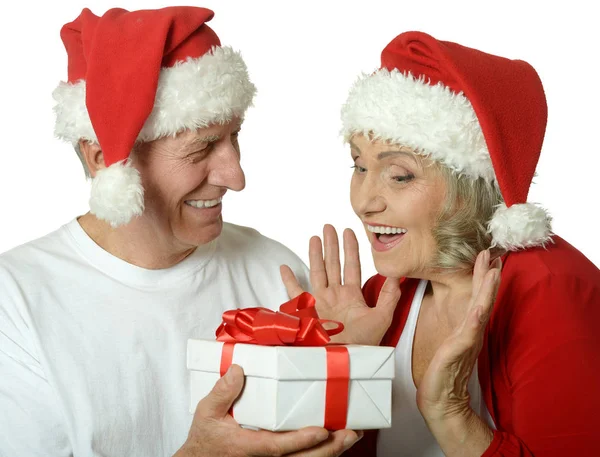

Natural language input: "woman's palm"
[280,225,400,346]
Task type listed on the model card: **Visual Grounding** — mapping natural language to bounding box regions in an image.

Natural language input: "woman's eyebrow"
[377,150,419,166]
[349,140,418,166]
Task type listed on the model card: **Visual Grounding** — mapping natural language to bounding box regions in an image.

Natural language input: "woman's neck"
[77,213,195,269]
[417,268,474,327]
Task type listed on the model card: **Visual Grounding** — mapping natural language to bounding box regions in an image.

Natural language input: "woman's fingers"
[309,236,328,290]
[445,267,501,358]
[477,267,501,319]
[323,225,342,286]
[342,228,361,287]
[280,265,306,299]
[462,268,501,345]
[375,277,401,324]
[471,250,490,304]
[491,256,502,271]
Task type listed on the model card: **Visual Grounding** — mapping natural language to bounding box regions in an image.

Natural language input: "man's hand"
[175,365,362,457]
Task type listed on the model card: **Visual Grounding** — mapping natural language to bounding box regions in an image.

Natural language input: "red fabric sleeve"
[482,274,600,457]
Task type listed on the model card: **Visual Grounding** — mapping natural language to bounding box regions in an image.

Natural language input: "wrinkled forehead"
[348,133,429,167]
[141,117,244,149]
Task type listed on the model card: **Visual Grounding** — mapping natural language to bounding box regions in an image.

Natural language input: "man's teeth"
[367,225,407,235]
[186,197,222,208]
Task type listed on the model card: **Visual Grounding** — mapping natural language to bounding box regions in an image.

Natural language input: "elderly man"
[0,6,361,457]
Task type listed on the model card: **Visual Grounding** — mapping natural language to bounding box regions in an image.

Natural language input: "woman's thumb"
[376,277,401,322]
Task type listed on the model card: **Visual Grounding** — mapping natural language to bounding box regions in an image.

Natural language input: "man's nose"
[206,144,246,191]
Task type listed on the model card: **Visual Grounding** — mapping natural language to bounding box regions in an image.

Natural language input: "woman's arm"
[416,250,500,456]
[480,274,600,456]
[425,273,600,457]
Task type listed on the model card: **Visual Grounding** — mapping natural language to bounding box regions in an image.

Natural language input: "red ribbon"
[216,292,350,429]
[216,292,344,346]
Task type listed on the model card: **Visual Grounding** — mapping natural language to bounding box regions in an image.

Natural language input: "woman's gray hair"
[430,161,505,270]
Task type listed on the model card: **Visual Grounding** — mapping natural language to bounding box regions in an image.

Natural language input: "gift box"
[187,292,395,431]
[187,340,394,431]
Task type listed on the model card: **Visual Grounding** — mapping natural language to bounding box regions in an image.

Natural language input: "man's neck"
[77,213,195,269]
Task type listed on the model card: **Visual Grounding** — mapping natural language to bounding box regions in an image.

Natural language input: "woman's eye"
[351,165,367,173]
[392,174,414,183]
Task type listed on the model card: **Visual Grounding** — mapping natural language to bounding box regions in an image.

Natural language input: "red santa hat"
[341,31,552,251]
[53,7,256,227]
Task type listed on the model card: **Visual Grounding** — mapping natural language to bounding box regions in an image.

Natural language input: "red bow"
[216,292,349,430]
[215,292,344,346]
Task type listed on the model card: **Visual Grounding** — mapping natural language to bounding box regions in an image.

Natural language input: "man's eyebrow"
[181,134,221,154]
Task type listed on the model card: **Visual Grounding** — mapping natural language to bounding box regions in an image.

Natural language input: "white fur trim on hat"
[52,46,256,144]
[488,202,553,251]
[90,161,144,227]
[341,69,495,182]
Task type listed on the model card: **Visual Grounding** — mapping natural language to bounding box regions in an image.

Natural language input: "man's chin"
[180,218,223,247]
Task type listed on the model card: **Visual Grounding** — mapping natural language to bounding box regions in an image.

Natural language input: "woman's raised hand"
[280,224,400,346]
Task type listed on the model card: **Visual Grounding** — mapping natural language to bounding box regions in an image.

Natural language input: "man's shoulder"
[0,222,74,276]
[218,222,305,266]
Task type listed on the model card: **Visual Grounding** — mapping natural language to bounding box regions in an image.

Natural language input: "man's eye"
[189,146,212,162]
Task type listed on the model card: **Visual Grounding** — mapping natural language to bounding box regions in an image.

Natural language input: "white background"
[1,0,598,280]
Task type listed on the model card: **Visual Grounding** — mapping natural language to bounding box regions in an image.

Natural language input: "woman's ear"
[78,140,105,178]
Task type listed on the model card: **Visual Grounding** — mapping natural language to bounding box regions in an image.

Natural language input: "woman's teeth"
[367,225,407,235]
[185,197,222,208]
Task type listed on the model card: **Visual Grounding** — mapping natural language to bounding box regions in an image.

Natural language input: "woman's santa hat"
[341,31,552,251]
[53,7,256,227]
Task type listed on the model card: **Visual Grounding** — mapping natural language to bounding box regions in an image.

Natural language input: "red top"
[344,236,600,456]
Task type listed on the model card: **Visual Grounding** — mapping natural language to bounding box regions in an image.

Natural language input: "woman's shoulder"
[493,234,600,335]
[501,234,600,291]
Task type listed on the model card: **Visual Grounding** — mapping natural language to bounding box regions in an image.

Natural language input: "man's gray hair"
[74,144,91,179]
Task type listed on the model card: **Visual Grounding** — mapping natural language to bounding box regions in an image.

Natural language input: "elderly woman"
[282,32,600,456]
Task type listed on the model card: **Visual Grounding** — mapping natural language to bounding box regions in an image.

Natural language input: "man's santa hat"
[53,7,256,227]
[341,31,552,251]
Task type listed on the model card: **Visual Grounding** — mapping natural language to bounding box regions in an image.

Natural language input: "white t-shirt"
[0,219,310,457]
[377,279,495,457]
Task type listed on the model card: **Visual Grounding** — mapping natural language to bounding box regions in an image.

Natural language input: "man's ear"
[78,140,105,178]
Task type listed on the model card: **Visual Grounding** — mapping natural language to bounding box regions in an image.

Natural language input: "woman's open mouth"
[367,224,407,252]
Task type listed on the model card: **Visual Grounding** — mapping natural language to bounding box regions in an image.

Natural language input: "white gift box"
[187,339,395,431]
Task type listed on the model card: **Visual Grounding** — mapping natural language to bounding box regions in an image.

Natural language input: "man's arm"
[0,293,71,456]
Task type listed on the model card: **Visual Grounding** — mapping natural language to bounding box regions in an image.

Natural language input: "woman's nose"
[354,177,386,216]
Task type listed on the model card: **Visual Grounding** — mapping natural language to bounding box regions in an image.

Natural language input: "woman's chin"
[373,261,411,280]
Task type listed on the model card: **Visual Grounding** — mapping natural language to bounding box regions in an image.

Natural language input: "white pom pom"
[488,202,553,251]
[89,161,144,227]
